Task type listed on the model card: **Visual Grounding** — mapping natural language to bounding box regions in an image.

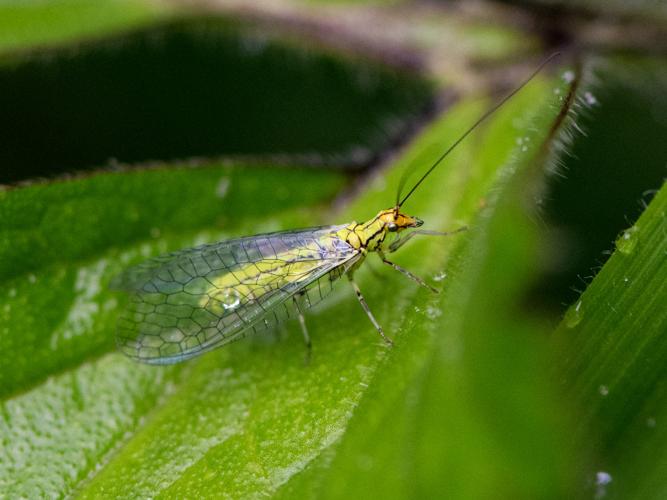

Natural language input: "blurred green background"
[0,1,665,498]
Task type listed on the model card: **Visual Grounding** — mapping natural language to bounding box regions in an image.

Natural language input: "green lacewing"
[113,54,559,364]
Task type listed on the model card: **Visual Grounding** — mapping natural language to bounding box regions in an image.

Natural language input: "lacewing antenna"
[396,53,561,209]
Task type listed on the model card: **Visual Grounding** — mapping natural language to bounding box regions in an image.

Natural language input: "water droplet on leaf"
[425,305,442,320]
[584,91,598,106]
[216,177,231,199]
[616,226,639,255]
[562,70,575,83]
[432,271,447,282]
[595,471,612,499]
[564,300,584,328]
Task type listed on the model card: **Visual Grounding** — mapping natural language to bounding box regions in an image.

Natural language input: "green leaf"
[0,161,347,497]
[1,66,580,497]
[0,0,172,53]
[0,0,174,52]
[278,71,582,499]
[534,57,667,311]
[1,16,432,183]
[538,56,667,498]
[554,181,667,499]
[2,2,666,498]
[0,162,345,399]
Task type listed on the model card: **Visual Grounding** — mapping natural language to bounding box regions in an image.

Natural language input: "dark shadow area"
[531,58,667,314]
[0,16,433,183]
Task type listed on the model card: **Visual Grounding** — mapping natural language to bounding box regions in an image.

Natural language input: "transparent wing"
[243,264,349,336]
[114,225,358,364]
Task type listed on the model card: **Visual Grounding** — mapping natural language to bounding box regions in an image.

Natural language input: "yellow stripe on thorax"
[336,218,385,251]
